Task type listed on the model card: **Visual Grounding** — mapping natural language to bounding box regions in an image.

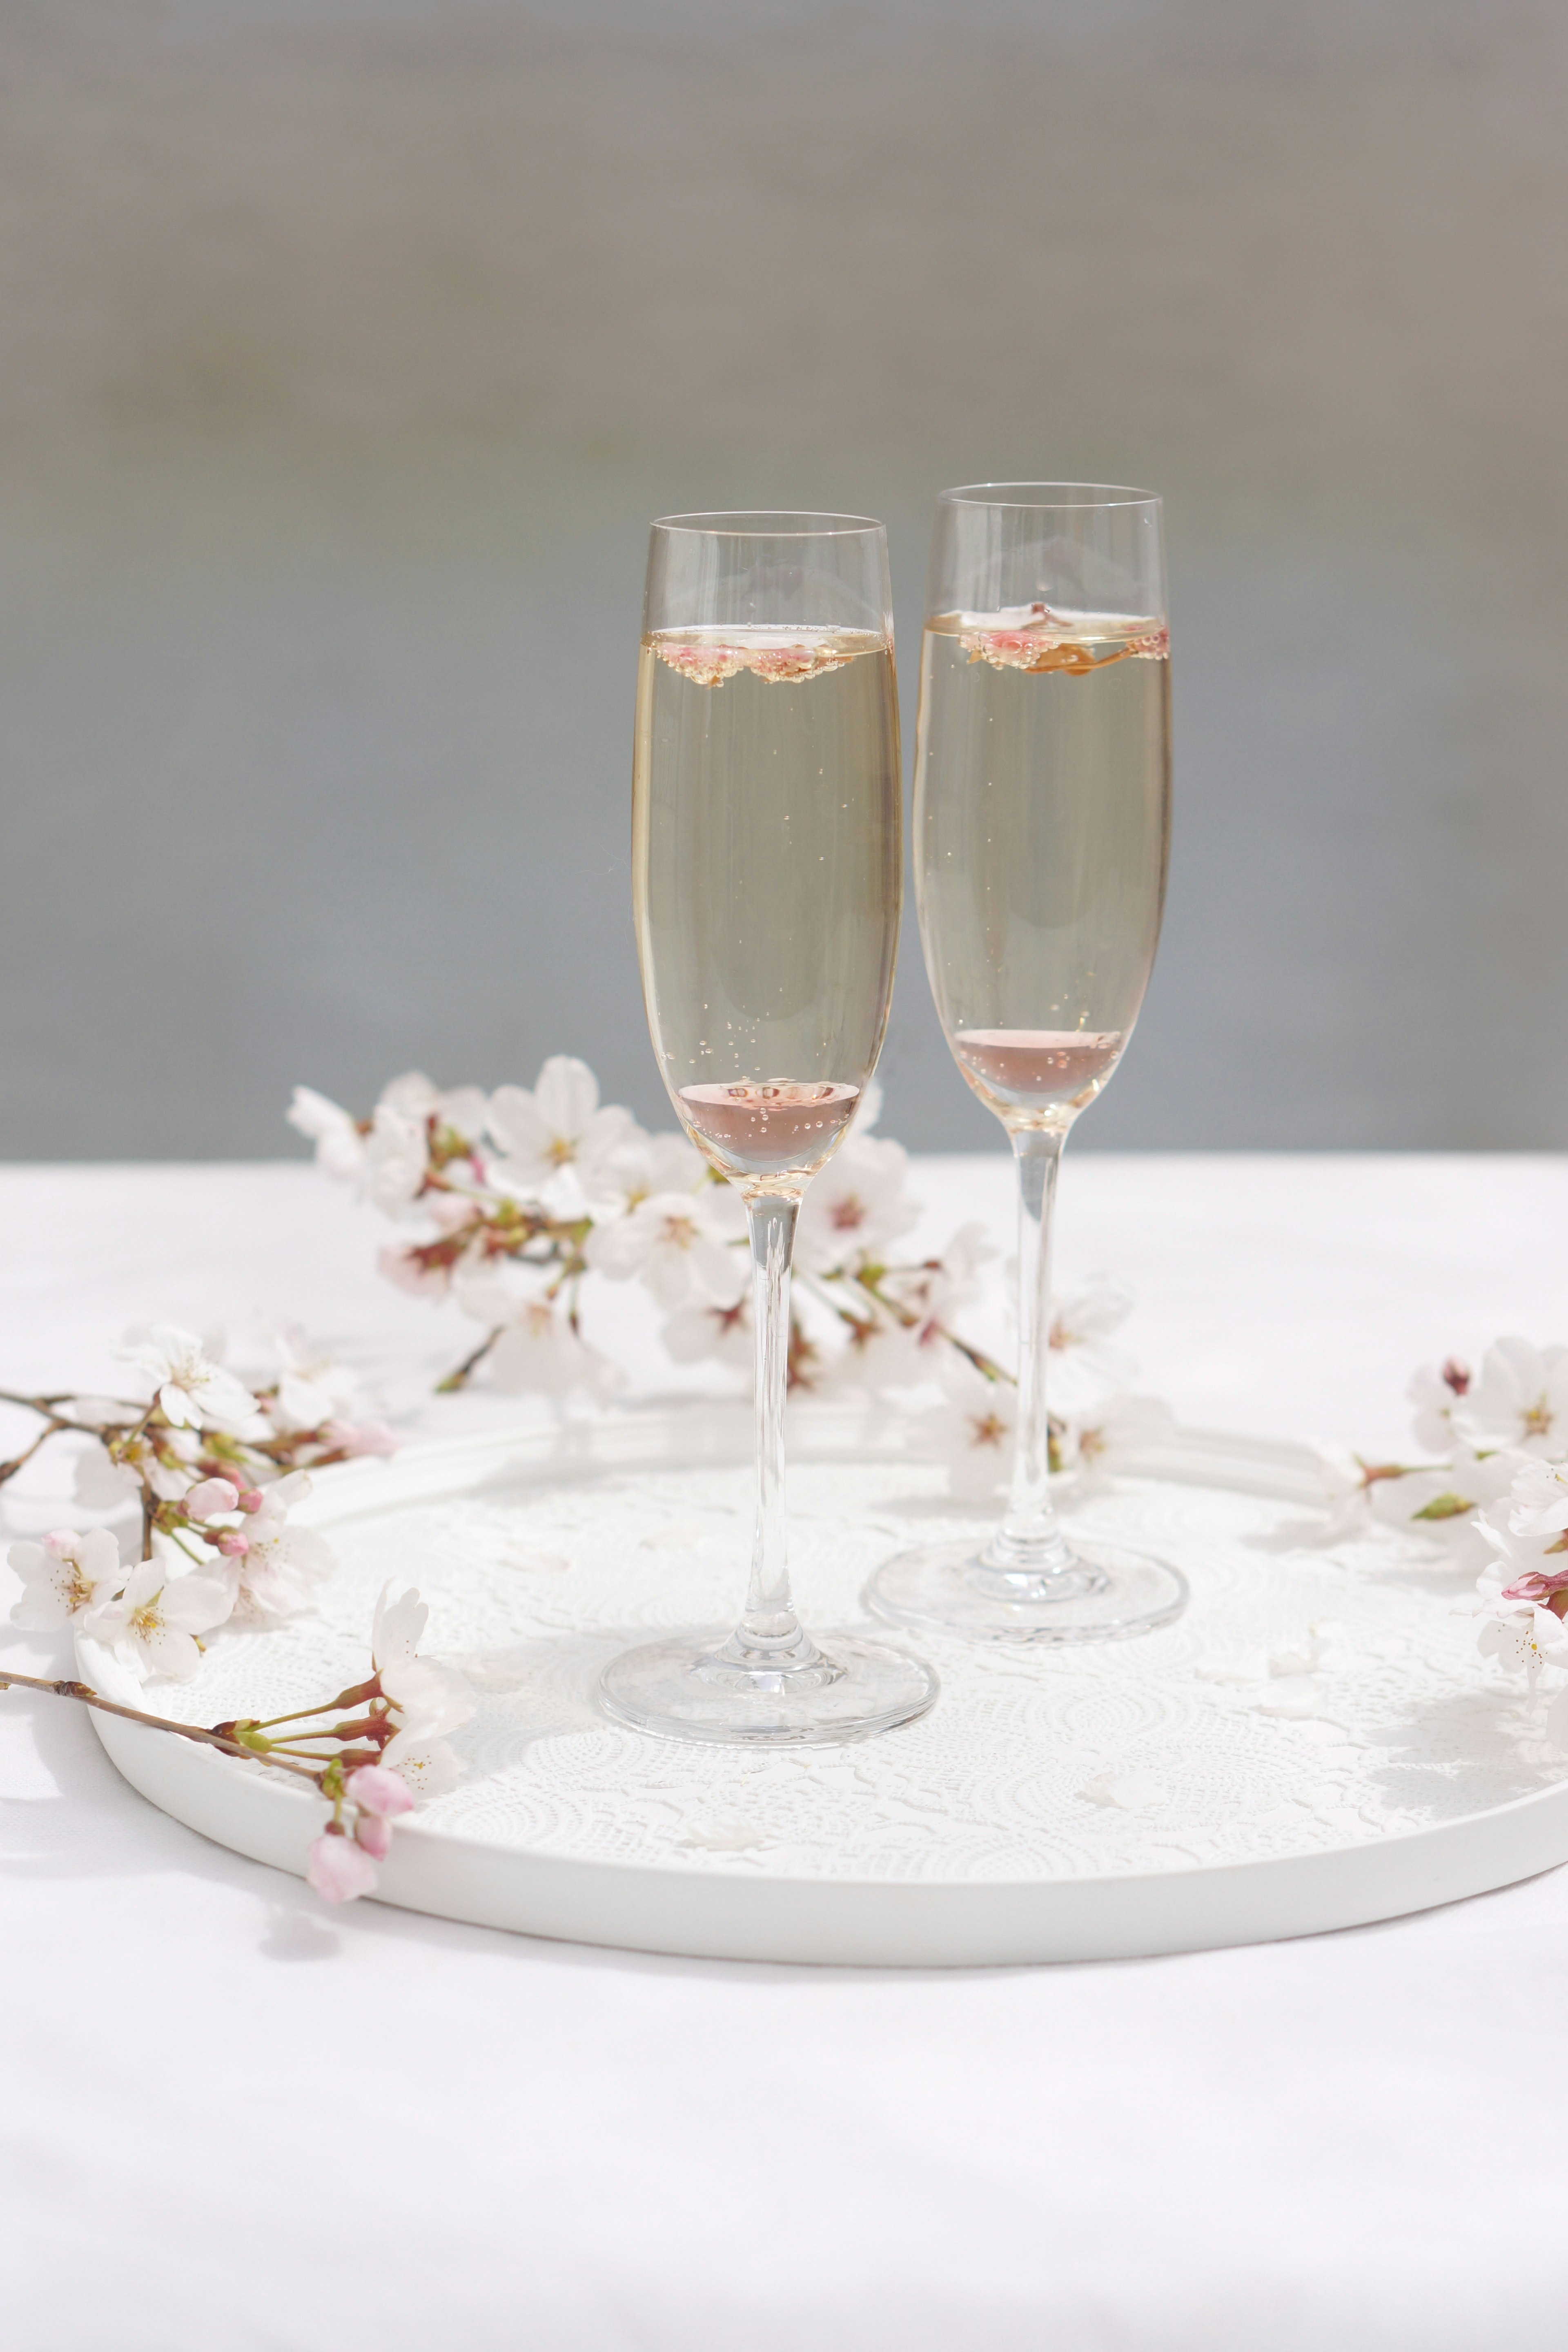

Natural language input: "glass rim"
[650,510,886,539]
[938,481,1161,512]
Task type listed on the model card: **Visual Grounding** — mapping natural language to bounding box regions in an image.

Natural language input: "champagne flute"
[865,484,1188,1643]
[599,512,939,1743]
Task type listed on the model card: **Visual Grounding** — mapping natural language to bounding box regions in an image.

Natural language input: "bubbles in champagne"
[956,603,1169,676]
[953,1029,1123,1111]
[651,628,863,688]
[679,1081,859,1180]
[916,610,1169,1130]
[634,626,900,1189]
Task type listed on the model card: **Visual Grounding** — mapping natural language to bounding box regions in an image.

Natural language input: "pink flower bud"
[184,1477,240,1520]
[1503,1570,1568,1604]
[305,1829,379,1902]
[216,1530,251,1557]
[354,1813,394,1860]
[345,1763,417,1818]
[237,1487,265,1514]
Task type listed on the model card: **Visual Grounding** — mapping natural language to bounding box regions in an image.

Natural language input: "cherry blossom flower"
[1313,1449,1384,1541]
[377,1072,489,1147]
[117,1325,261,1435]
[585,1190,739,1308]
[1477,1604,1567,1680]
[919,1361,1018,1502]
[379,1651,473,1739]
[795,1136,920,1277]
[487,1058,637,1200]
[586,1125,707,1214]
[8,1527,124,1630]
[209,1471,334,1626]
[372,1581,429,1667]
[377,1193,478,1301]
[1469,1457,1568,1690]
[287,1086,365,1182]
[448,1265,620,1396]
[489,1302,620,1398]
[813,1306,940,1397]
[1456,1338,1568,1457]
[1067,1394,1178,1487]
[294,1064,1150,1412]
[1501,1455,1568,1540]
[306,1830,380,1903]
[379,1732,465,1801]
[379,1243,451,1300]
[1369,1448,1519,1570]
[662,1290,753,1375]
[267,1328,363,1434]
[73,1420,204,1507]
[369,1582,473,1799]
[1471,1471,1568,1597]
[1408,1359,1472,1455]
[878,1223,994,1342]
[72,1440,141,1510]
[1047,1275,1138,1417]
[360,1102,429,1216]
[371,1584,472,1735]
[83,1561,232,1681]
[959,610,1168,675]
[653,635,854,687]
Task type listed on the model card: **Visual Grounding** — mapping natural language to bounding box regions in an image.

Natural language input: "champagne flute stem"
[737,1195,809,1657]
[984,1129,1072,1572]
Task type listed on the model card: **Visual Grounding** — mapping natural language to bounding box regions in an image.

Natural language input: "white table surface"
[4,1152,1568,2351]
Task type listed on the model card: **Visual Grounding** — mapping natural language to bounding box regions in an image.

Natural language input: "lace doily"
[131,1408,1565,1889]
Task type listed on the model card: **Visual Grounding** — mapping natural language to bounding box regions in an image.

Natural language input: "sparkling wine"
[679,1080,859,1178]
[916,608,1169,1125]
[635,625,900,1187]
[953,1028,1123,1111]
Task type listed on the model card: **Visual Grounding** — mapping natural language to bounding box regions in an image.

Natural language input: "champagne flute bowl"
[599,512,939,1743]
[865,484,1187,1645]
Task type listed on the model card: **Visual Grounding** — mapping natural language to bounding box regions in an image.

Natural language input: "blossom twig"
[0,1666,321,1779]
[290,1060,1167,1500]
[0,1582,472,1902]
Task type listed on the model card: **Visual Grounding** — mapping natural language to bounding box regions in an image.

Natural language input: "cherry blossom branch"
[0,1666,326,1782]
[0,1579,471,1904]
[435,1327,506,1394]
[836,1262,1015,1388]
[0,1383,379,1499]
[287,1063,1159,1500]
[0,1421,67,1486]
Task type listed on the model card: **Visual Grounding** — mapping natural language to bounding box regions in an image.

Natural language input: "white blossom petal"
[286,1087,365,1182]
[534,1055,601,1138]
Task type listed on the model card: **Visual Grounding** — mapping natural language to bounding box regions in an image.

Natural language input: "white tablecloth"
[4,1153,1568,2351]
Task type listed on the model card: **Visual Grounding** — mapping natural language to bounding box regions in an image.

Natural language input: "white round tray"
[79,1400,1568,1965]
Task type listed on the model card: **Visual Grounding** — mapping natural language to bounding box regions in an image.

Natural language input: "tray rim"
[77,1403,1568,1965]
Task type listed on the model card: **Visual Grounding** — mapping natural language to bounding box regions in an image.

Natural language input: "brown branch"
[0,1423,65,1486]
[0,1669,324,1785]
[436,1325,505,1394]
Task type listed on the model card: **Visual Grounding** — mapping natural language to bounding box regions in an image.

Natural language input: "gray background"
[2,0,1565,1158]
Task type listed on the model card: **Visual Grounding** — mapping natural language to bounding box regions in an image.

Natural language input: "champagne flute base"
[599,1629,938,1747]
[864,1537,1187,1646]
